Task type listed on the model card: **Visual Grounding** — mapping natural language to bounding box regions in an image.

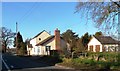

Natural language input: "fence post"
[72,52,74,58]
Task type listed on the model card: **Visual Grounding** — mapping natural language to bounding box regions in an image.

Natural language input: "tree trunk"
[4,41,7,52]
[4,41,7,53]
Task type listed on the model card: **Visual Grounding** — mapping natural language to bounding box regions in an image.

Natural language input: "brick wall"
[54,28,60,50]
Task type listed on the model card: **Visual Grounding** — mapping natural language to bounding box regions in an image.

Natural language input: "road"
[2,53,64,71]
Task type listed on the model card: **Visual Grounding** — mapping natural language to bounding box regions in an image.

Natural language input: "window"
[95,45,100,52]
[38,47,40,52]
[46,46,51,51]
[89,45,93,52]
[39,38,41,40]
[108,46,116,52]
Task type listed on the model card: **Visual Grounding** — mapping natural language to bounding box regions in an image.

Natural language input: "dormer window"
[39,38,41,40]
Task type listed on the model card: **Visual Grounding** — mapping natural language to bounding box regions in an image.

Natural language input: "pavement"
[1,53,67,71]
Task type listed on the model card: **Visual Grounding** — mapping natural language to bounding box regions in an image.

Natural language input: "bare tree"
[1,27,15,53]
[75,0,120,37]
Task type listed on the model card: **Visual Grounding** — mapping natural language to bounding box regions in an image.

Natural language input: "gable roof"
[94,36,118,44]
[32,30,50,39]
[36,35,64,46]
[36,36,55,46]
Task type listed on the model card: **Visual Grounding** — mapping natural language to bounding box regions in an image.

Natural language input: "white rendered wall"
[88,37,102,52]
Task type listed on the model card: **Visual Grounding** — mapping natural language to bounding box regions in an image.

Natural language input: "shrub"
[87,52,119,62]
[60,52,120,69]
[72,58,82,65]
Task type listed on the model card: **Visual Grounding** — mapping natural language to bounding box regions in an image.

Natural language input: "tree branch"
[110,0,120,8]
[113,2,120,8]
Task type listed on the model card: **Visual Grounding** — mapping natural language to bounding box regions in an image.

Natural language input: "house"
[27,28,67,55]
[88,36,119,52]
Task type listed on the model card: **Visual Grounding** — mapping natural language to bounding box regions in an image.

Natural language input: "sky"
[2,2,99,42]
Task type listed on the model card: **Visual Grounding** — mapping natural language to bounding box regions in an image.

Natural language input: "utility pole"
[16,22,18,54]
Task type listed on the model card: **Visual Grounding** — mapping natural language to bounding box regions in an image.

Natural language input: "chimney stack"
[54,28,60,50]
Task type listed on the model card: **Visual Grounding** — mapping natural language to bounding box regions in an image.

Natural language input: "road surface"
[2,53,64,71]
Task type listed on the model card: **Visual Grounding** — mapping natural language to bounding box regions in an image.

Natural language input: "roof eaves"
[32,30,46,39]
[36,36,54,46]
[94,36,118,44]
[32,30,51,39]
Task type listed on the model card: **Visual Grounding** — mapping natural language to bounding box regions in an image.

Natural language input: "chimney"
[54,28,60,50]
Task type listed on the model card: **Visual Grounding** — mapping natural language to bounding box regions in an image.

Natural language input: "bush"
[61,58,97,68]
[59,52,120,69]
[72,58,82,65]
[95,60,120,69]
[87,52,119,62]
[83,59,96,65]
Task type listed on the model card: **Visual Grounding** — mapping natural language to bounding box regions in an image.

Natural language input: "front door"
[46,46,51,55]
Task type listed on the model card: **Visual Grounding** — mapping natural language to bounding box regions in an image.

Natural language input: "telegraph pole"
[16,22,18,54]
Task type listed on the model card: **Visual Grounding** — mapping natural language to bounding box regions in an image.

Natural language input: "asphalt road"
[2,61,7,71]
[1,53,64,71]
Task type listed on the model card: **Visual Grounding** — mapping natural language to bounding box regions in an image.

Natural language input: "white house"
[27,28,67,55]
[88,36,119,52]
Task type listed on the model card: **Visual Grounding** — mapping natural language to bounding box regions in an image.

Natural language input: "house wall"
[27,30,68,55]
[60,39,67,50]
[27,31,51,55]
[42,38,56,49]
[28,38,40,55]
[27,46,31,55]
[103,44,118,52]
[37,38,55,55]
[35,38,56,55]
[36,31,51,45]
[39,46,46,55]
[40,38,67,55]
[88,37,103,52]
